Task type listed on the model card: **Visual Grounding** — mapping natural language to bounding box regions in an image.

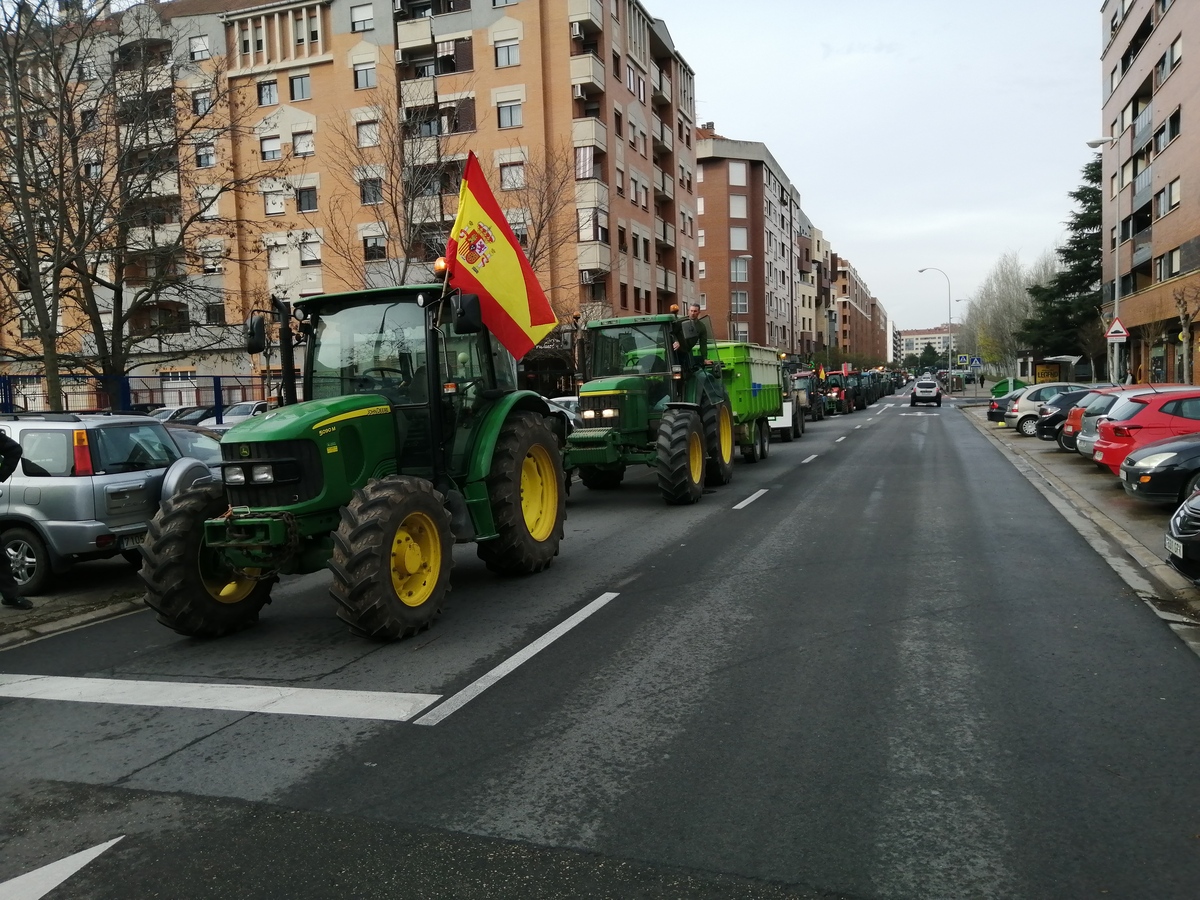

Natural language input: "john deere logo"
[239,445,250,458]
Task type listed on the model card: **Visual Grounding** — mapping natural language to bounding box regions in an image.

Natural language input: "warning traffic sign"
[1105,317,1129,341]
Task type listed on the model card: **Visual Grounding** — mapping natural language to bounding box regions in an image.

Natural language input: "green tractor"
[563,313,734,504]
[141,285,567,640]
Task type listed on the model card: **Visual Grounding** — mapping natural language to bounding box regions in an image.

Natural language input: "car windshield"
[175,407,211,424]
[310,298,428,400]
[92,423,182,473]
[168,428,221,463]
[588,323,671,378]
[1107,397,1149,422]
[225,402,258,417]
[917,381,937,389]
[151,408,175,421]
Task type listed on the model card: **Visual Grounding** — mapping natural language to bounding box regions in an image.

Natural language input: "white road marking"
[415,592,620,726]
[802,454,818,464]
[836,436,847,443]
[0,836,123,899]
[732,489,768,510]
[874,404,893,416]
[0,675,439,723]
[854,425,862,429]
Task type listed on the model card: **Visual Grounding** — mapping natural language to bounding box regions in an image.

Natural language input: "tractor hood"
[580,376,648,396]
[219,394,393,443]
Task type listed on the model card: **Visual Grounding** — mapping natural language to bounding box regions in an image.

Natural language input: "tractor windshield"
[588,323,671,379]
[310,300,428,403]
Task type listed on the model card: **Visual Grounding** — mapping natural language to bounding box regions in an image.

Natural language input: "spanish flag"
[445,152,556,360]
[818,364,826,380]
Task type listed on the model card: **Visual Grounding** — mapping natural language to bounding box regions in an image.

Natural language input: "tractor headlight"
[601,408,619,419]
[251,464,275,484]
[223,466,246,485]
[582,409,596,420]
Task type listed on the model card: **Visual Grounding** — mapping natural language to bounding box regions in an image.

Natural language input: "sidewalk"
[0,560,145,650]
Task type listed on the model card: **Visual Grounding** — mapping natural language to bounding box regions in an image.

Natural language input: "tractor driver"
[672,302,708,370]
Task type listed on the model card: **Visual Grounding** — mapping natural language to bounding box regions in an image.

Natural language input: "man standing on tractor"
[673,302,709,370]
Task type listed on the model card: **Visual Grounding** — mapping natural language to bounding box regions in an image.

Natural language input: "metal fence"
[0,374,284,419]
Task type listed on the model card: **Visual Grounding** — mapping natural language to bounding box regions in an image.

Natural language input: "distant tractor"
[141,285,566,641]
[564,313,734,504]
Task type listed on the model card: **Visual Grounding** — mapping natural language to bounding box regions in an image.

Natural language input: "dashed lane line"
[835,436,847,443]
[732,489,768,510]
[802,454,818,464]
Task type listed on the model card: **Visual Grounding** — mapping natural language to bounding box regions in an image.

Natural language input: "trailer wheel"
[477,411,566,574]
[758,419,770,460]
[141,483,276,638]
[702,400,734,486]
[657,409,705,505]
[579,464,625,490]
[330,476,453,640]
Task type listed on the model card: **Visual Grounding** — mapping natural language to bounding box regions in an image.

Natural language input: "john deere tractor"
[563,313,734,504]
[141,285,566,640]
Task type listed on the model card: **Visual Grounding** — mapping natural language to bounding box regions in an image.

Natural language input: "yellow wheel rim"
[688,430,703,484]
[390,510,441,607]
[199,547,258,604]
[719,405,733,463]
[521,443,557,542]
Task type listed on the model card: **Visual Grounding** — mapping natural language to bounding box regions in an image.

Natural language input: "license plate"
[1094,451,1103,461]
[119,533,145,550]
[1166,535,1184,558]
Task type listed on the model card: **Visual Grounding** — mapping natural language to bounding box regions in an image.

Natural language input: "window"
[20,431,72,477]
[292,131,315,156]
[495,39,519,67]
[260,136,282,160]
[577,207,609,243]
[728,160,747,186]
[268,244,288,269]
[697,197,705,215]
[698,261,706,279]
[363,236,387,261]
[731,257,749,282]
[500,162,525,189]
[498,101,522,128]
[1168,177,1181,210]
[258,81,278,106]
[356,121,379,147]
[360,177,383,204]
[300,237,321,266]
[353,62,376,90]
[729,195,747,218]
[264,191,285,215]
[350,4,374,31]
[201,250,223,274]
[732,323,749,342]
[205,303,227,325]
[575,146,594,180]
[296,187,318,212]
[294,17,318,44]
[730,227,748,251]
[290,74,311,101]
[698,293,706,310]
[1157,248,1182,281]
[493,0,517,5]
[616,169,624,197]
[77,59,97,81]
[617,226,627,253]
[192,90,212,115]
[197,187,219,220]
[83,161,102,180]
[19,317,36,339]
[195,143,215,168]
[189,36,211,61]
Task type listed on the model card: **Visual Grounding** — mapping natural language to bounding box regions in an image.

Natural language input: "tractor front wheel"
[579,464,625,490]
[477,412,566,574]
[141,483,276,638]
[702,400,734,486]
[330,476,453,640]
[658,409,705,504]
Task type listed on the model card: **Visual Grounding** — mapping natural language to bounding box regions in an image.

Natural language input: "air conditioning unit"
[580,270,593,285]
[570,21,583,39]
[572,84,586,100]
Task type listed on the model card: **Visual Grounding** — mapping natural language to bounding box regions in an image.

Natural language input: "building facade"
[900,325,959,360]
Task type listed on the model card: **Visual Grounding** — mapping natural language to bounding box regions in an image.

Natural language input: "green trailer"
[714,342,784,463]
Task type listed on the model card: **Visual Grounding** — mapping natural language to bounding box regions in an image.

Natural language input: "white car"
[910,379,942,407]
[199,400,272,429]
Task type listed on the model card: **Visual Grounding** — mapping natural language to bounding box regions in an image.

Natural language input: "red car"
[1092,389,1200,474]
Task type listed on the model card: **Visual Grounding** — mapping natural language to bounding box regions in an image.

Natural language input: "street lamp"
[919,267,952,392]
[1088,135,1121,381]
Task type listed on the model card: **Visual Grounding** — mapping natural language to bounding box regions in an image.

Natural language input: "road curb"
[0,598,147,651]
[960,405,1200,616]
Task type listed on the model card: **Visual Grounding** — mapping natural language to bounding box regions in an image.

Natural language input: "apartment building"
[1100,0,1199,382]
[694,125,810,349]
[900,325,958,360]
[834,258,886,361]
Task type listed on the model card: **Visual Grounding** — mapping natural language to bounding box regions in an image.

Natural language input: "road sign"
[970,356,983,368]
[1105,317,1129,341]
[957,354,968,366]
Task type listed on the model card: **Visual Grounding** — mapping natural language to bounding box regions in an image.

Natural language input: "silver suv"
[0,413,191,594]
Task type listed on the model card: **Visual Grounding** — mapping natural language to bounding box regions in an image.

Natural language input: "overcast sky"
[646,0,1101,331]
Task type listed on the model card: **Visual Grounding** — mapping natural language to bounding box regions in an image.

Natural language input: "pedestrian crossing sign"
[970,356,982,367]
[957,354,968,366]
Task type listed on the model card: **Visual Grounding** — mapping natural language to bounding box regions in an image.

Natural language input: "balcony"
[653,166,674,201]
[567,0,603,32]
[569,52,605,95]
[1132,104,1154,152]
[574,179,609,210]
[410,195,447,224]
[400,77,436,107]
[651,115,673,154]
[396,17,434,52]
[120,120,176,150]
[1132,165,1153,210]
[1132,226,1153,266]
[655,265,677,294]
[115,66,173,99]
[403,135,441,164]
[654,217,675,248]
[576,241,611,273]
[651,64,671,105]
[572,116,607,153]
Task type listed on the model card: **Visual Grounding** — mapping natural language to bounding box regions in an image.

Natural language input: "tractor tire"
[329,476,453,640]
[798,410,805,437]
[141,483,276,638]
[702,400,735,487]
[476,411,566,574]
[657,409,705,504]
[579,465,624,490]
[2,527,51,596]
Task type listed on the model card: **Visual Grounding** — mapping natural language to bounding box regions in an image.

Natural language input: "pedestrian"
[0,431,30,610]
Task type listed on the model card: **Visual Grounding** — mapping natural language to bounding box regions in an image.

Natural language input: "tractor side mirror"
[245,314,266,354]
[452,293,483,334]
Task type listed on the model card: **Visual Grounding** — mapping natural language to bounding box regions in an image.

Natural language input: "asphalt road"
[3,396,1200,899]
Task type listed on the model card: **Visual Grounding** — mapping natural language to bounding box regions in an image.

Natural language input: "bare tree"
[970,250,1057,377]
[1176,283,1200,385]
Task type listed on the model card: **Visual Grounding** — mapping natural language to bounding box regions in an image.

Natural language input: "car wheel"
[2,527,52,595]
[1182,471,1200,503]
[1018,416,1037,437]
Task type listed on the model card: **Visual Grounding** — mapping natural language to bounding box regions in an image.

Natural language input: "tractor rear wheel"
[330,476,453,640]
[477,411,566,574]
[657,409,705,504]
[141,483,276,638]
[702,400,735,486]
[579,464,625,490]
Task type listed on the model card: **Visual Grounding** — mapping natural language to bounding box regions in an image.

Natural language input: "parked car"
[1119,433,1200,505]
[1092,390,1200,475]
[0,412,200,593]
[1166,491,1200,583]
[199,400,274,429]
[910,378,942,407]
[988,388,1024,422]
[1034,389,1093,450]
[1076,385,1189,463]
[549,396,579,416]
[153,405,213,424]
[163,423,223,480]
[1004,381,1094,436]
